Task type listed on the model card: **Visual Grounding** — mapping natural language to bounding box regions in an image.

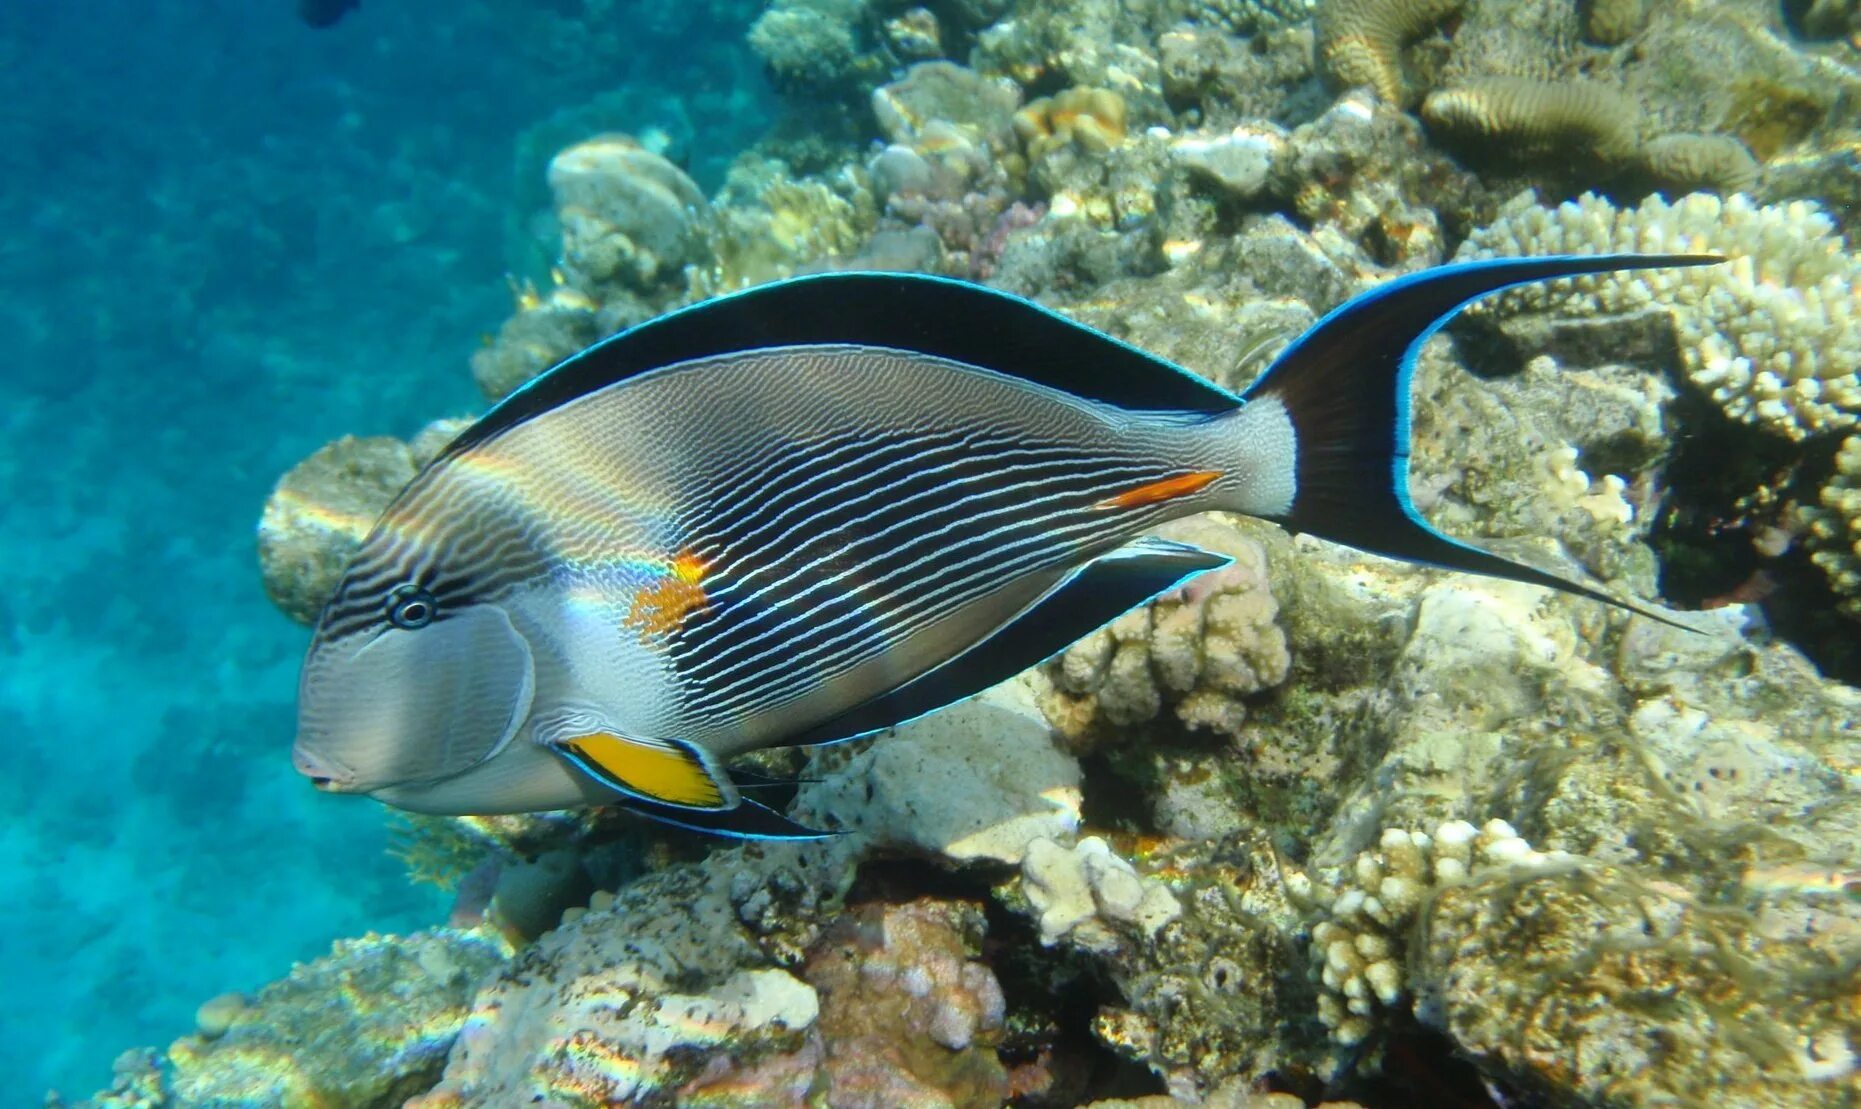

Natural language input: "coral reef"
[257,421,468,625]
[158,3,1861,1105]
[1421,77,1642,170]
[163,929,507,1106]
[1315,0,1464,106]
[1039,518,1291,750]
[1797,433,1861,614]
[1455,190,1861,442]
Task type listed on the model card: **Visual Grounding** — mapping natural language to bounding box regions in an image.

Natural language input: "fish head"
[294,568,538,801]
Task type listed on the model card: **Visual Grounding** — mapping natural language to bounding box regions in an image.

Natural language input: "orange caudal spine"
[1096,470,1223,510]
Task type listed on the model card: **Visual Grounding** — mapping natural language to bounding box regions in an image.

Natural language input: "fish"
[298,0,359,29]
[291,255,1717,838]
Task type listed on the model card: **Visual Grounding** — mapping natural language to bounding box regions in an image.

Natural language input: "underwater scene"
[10,0,1859,1105]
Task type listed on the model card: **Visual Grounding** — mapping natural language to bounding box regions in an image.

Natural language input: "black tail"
[1242,253,1721,627]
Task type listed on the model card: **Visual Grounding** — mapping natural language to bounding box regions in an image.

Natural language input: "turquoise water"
[0,2,765,1100]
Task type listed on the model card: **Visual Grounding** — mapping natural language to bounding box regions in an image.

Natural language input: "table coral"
[1455,190,1861,441]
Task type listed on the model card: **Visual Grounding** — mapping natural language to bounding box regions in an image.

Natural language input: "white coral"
[1455,191,1861,442]
[1305,819,1560,1045]
[1796,434,1861,614]
[1021,836,1182,953]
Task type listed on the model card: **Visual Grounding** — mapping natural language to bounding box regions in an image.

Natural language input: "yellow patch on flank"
[1097,470,1223,510]
[566,733,725,808]
[625,548,711,641]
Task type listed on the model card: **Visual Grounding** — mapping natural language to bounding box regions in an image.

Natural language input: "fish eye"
[386,584,438,629]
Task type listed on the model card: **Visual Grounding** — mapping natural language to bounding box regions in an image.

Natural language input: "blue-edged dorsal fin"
[783,537,1232,748]
[445,273,1242,460]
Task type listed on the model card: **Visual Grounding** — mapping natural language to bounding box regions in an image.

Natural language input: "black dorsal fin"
[445,273,1241,460]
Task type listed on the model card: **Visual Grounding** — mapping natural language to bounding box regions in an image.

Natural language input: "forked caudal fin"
[1236,253,1722,627]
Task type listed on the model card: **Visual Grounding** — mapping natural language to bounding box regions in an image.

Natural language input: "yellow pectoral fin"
[559,732,732,809]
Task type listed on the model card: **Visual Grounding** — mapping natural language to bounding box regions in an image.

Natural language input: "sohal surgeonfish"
[293,256,1715,838]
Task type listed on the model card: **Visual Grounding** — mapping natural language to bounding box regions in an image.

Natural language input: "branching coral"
[1421,76,1640,169]
[1455,190,1861,441]
[1038,520,1290,749]
[1315,0,1465,106]
[1297,819,1559,1046]
[1796,434,1861,614]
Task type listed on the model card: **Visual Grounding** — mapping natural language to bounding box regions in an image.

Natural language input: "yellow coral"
[1013,87,1129,159]
[1315,0,1465,105]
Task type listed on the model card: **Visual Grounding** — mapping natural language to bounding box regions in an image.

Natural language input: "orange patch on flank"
[1097,470,1223,510]
[566,732,725,808]
[625,549,712,640]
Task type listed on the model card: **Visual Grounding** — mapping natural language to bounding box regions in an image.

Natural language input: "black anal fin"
[785,537,1231,747]
[622,795,836,841]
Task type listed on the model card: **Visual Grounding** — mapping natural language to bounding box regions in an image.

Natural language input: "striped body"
[305,342,1290,813]
[293,259,1714,828]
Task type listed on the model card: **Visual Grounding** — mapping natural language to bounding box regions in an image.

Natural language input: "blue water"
[0,2,768,1099]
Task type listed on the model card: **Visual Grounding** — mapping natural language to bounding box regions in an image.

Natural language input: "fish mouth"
[293,745,361,793]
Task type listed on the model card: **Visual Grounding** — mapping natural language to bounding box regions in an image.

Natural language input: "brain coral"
[1420,77,1640,169]
[1315,0,1465,106]
[1455,191,1861,441]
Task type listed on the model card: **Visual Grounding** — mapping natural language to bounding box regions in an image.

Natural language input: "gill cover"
[306,604,536,790]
